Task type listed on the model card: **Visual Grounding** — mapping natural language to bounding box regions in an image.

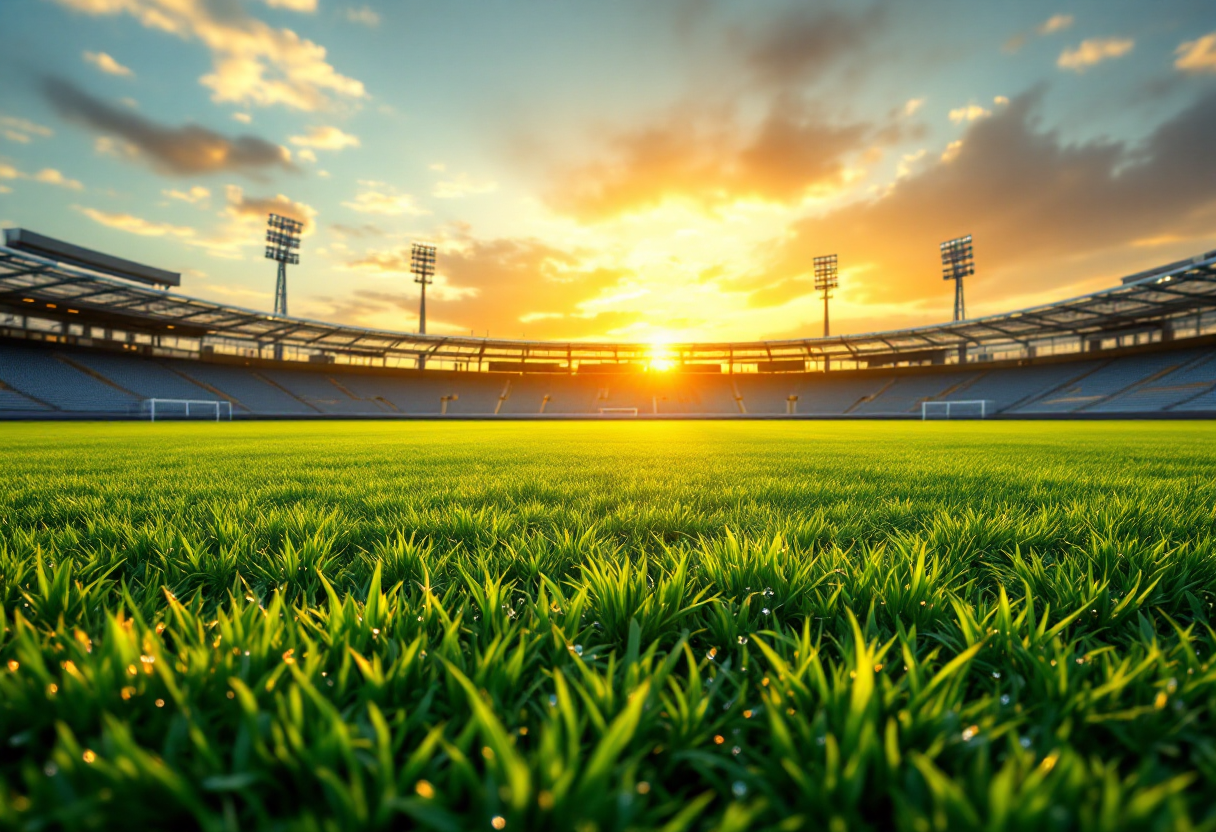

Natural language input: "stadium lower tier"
[1,337,1214,418]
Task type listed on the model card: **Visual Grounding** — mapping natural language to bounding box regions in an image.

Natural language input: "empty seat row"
[0,339,1213,417]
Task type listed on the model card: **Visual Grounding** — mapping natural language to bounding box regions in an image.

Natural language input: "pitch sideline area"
[2,420,1215,829]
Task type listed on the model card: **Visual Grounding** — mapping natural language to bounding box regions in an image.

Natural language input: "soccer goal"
[598,407,638,417]
[921,400,995,420]
[143,398,233,422]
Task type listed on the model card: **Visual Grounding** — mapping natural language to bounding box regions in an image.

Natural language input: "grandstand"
[1,236,1215,418]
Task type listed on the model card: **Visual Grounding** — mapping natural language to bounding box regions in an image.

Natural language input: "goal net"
[921,400,995,420]
[143,398,233,422]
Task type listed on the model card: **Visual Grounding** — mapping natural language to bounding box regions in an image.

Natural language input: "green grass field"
[2,421,1216,831]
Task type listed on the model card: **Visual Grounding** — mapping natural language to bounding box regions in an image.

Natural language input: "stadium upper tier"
[2,243,1216,372]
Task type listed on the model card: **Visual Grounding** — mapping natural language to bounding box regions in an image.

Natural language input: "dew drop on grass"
[737,636,748,645]
[761,608,770,616]
[1020,737,1032,749]
[1000,694,1011,705]
[732,781,747,797]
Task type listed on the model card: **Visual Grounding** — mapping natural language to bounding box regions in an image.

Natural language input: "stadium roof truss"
[2,244,1215,369]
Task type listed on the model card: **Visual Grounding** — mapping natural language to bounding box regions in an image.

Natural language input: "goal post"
[921,400,995,420]
[143,398,233,422]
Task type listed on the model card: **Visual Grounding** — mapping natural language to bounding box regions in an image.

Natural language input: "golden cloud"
[82,50,134,77]
[77,206,194,237]
[289,125,360,150]
[55,0,364,111]
[1176,32,1216,73]
[342,185,429,216]
[0,162,83,190]
[1057,37,1134,71]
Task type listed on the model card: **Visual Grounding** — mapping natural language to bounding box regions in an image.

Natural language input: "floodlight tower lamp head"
[813,254,839,292]
[410,242,437,285]
[264,213,303,265]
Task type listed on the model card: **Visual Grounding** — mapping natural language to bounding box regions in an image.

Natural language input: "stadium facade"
[1,235,1215,418]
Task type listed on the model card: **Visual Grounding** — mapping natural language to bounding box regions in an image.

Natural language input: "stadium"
[6,2,1216,831]
[3,229,1216,420]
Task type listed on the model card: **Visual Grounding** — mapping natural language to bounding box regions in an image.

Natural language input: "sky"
[1,0,1215,344]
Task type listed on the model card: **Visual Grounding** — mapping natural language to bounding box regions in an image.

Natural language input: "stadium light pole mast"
[410,242,437,369]
[813,254,839,372]
[265,213,302,361]
[813,254,839,337]
[940,234,974,323]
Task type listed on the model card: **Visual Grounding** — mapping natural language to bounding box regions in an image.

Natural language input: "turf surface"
[1,420,1215,831]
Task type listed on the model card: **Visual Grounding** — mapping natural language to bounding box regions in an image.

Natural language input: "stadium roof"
[2,242,1215,368]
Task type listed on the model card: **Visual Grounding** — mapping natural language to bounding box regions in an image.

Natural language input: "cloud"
[224,184,316,232]
[342,184,429,215]
[82,50,134,77]
[163,185,210,203]
[43,76,294,176]
[546,101,877,220]
[53,0,364,111]
[1058,37,1134,71]
[743,5,886,88]
[77,206,195,237]
[0,162,83,190]
[289,125,359,150]
[904,98,925,116]
[762,87,1216,313]
[329,234,637,338]
[345,6,379,27]
[1176,32,1216,73]
[948,104,991,124]
[0,115,54,144]
[432,173,497,199]
[33,169,85,190]
[297,148,317,163]
[536,7,905,223]
[1037,14,1074,36]
[231,112,253,124]
[1005,13,1075,54]
[263,0,316,11]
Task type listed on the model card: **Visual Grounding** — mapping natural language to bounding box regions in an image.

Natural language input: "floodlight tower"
[410,242,437,369]
[265,214,302,316]
[813,254,839,337]
[265,213,302,361]
[410,242,437,333]
[940,234,974,322]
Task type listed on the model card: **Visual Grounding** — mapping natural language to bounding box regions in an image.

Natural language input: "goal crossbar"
[921,400,995,420]
[144,398,233,422]
[598,407,638,417]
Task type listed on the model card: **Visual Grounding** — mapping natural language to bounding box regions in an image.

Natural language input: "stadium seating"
[1,337,1213,417]
[930,361,1101,412]
[1014,352,1191,413]
[0,343,139,412]
[1093,351,1216,412]
[70,351,215,402]
[850,372,976,415]
[0,386,50,411]
[164,361,314,414]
